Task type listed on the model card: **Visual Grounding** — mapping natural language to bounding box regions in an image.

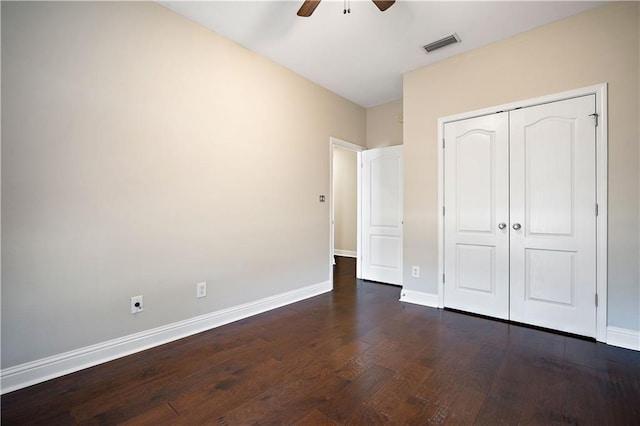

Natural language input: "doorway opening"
[329,137,363,286]
[329,138,404,288]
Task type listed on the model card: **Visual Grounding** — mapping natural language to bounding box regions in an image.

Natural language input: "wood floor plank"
[294,408,338,425]
[205,339,369,424]
[70,347,255,423]
[170,356,286,422]
[427,387,485,425]
[217,372,349,425]
[365,362,437,424]
[416,340,483,407]
[459,343,506,395]
[474,350,561,425]
[317,363,395,423]
[119,402,179,426]
[518,379,568,425]
[2,257,640,425]
[560,363,618,425]
[344,403,391,424]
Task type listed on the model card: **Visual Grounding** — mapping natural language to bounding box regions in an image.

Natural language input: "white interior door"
[443,95,597,337]
[509,95,597,337]
[443,112,510,319]
[361,145,403,285]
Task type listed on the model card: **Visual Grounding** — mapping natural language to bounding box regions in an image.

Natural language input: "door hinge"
[589,113,599,127]
[595,293,598,307]
[443,138,445,149]
[443,273,445,284]
[596,203,599,216]
[443,206,445,216]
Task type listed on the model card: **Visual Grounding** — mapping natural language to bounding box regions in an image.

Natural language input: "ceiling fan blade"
[372,0,395,12]
[297,0,321,17]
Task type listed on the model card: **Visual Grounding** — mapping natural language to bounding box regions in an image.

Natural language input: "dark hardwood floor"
[3,256,640,425]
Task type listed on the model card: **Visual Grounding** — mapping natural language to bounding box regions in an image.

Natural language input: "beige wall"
[404,2,640,330]
[366,100,403,149]
[1,1,366,368]
[333,147,357,254]
[638,2,640,327]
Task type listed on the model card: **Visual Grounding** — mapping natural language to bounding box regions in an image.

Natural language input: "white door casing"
[509,95,597,337]
[442,93,600,338]
[443,112,510,319]
[362,145,403,285]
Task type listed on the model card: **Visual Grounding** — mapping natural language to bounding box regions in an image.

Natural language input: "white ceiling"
[159,1,605,108]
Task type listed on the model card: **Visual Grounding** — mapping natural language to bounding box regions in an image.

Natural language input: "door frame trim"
[436,83,608,342]
[329,137,364,287]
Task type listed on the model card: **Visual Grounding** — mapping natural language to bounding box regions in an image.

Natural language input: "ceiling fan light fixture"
[297,0,321,17]
[372,1,395,12]
[422,33,461,53]
[297,0,395,17]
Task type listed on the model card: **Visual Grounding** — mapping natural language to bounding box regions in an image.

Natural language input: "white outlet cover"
[197,282,207,298]
[411,266,420,278]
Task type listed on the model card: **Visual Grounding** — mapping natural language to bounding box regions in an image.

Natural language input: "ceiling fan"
[297,0,395,17]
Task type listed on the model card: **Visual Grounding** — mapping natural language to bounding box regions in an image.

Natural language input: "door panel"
[444,112,510,319]
[510,95,596,337]
[526,249,575,305]
[526,118,575,236]
[457,131,494,232]
[456,244,494,293]
[362,146,403,285]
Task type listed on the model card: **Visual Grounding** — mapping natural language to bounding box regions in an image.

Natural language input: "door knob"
[512,223,522,230]
[498,223,507,230]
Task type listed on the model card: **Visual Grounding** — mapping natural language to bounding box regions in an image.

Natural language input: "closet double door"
[443,95,597,337]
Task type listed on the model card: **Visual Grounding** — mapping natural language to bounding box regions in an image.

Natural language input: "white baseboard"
[399,289,439,308]
[334,250,356,258]
[607,326,640,351]
[1,280,332,394]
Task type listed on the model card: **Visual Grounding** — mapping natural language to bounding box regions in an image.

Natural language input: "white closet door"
[361,145,403,285]
[443,112,510,319]
[509,95,597,337]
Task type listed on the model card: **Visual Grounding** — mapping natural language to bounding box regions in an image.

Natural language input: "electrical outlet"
[411,266,420,278]
[196,282,207,298]
[131,295,143,314]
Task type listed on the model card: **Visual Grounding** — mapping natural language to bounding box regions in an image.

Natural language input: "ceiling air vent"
[422,33,461,53]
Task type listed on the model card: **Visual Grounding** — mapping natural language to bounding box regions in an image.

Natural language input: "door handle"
[498,223,507,230]
[512,223,522,230]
